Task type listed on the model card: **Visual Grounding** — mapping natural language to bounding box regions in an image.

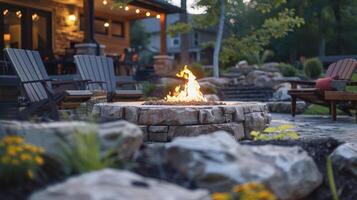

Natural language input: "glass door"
[0,3,52,58]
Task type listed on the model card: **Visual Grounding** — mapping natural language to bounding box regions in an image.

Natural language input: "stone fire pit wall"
[93,102,271,142]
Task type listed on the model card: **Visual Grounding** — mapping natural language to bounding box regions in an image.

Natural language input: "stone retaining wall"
[93,102,271,142]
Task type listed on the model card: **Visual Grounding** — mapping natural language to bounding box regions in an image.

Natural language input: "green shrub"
[304,58,322,79]
[56,132,117,174]
[278,63,297,77]
[142,82,156,97]
[250,124,300,140]
[0,136,45,183]
[188,63,205,79]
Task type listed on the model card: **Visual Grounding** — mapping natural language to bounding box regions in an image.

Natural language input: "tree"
[180,0,190,64]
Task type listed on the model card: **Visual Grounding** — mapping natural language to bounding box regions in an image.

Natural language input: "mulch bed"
[241,138,357,200]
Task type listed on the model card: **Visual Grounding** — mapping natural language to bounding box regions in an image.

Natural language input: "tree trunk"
[213,0,225,77]
[180,0,190,64]
[332,0,342,54]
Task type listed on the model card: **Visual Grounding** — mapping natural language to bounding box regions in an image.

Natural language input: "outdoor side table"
[324,91,357,122]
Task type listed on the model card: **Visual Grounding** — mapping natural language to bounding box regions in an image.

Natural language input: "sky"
[171,0,206,14]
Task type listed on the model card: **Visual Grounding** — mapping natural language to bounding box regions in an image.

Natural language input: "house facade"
[0,0,181,59]
[141,13,215,65]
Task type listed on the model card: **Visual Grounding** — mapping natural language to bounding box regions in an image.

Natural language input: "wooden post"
[83,0,95,43]
[331,100,337,121]
[160,13,167,55]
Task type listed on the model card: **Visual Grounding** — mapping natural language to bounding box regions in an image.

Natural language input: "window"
[194,32,199,46]
[94,18,108,35]
[0,3,52,57]
[112,21,124,38]
[172,35,180,47]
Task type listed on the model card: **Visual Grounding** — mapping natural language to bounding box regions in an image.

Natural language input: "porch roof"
[129,0,184,14]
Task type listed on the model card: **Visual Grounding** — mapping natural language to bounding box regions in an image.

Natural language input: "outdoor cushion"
[315,77,333,91]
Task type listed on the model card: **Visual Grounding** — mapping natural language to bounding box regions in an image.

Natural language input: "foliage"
[0,136,45,182]
[167,22,193,38]
[303,58,322,79]
[142,82,157,98]
[112,0,133,7]
[130,21,149,49]
[327,156,340,200]
[277,63,297,77]
[250,124,299,140]
[221,7,304,65]
[56,132,117,174]
[246,50,274,67]
[212,182,277,200]
[189,63,206,79]
[303,104,343,115]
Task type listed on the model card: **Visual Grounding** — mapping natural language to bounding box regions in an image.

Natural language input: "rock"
[92,104,124,121]
[198,77,231,87]
[198,107,225,124]
[30,169,210,200]
[244,112,270,138]
[204,94,220,101]
[267,101,306,114]
[260,62,280,72]
[163,131,322,200]
[138,107,199,125]
[330,142,357,176]
[158,77,183,86]
[245,70,283,88]
[0,120,143,159]
[271,83,291,101]
[168,123,245,140]
[199,81,218,90]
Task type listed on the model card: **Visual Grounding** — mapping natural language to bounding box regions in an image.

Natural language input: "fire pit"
[93,66,271,142]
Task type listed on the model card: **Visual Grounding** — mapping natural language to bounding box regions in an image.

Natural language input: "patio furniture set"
[3,48,143,120]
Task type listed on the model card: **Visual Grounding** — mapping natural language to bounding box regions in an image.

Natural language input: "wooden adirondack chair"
[288,58,357,117]
[74,55,143,101]
[4,48,92,120]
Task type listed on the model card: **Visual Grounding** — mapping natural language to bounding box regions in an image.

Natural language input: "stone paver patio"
[271,114,357,142]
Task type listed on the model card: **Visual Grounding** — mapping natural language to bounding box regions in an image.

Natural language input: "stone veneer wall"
[93,102,271,142]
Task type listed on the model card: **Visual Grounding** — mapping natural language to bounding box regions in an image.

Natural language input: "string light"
[32,13,39,21]
[104,22,110,27]
[3,9,8,16]
[135,9,140,14]
[102,0,108,5]
[68,14,76,22]
[125,6,129,11]
[146,12,151,17]
[156,14,160,19]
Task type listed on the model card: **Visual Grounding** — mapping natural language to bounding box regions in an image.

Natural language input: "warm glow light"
[68,14,76,22]
[165,66,207,102]
[125,6,129,11]
[16,11,22,18]
[146,12,151,17]
[3,9,8,16]
[102,0,108,5]
[32,13,39,21]
[156,14,161,19]
[3,34,11,41]
[104,22,110,27]
[135,9,140,14]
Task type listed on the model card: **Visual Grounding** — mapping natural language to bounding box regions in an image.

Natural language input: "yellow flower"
[11,159,19,165]
[258,191,276,200]
[6,146,17,156]
[211,192,231,200]
[1,156,10,164]
[27,170,34,179]
[35,156,44,165]
[20,153,31,161]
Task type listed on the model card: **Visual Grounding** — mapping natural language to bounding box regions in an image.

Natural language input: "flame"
[165,65,207,102]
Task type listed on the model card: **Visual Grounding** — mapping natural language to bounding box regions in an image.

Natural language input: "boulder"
[30,169,210,200]
[267,101,306,114]
[271,83,292,101]
[260,62,280,72]
[0,120,143,159]
[245,70,283,88]
[163,131,322,200]
[198,77,231,87]
[204,94,220,101]
[330,142,357,176]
